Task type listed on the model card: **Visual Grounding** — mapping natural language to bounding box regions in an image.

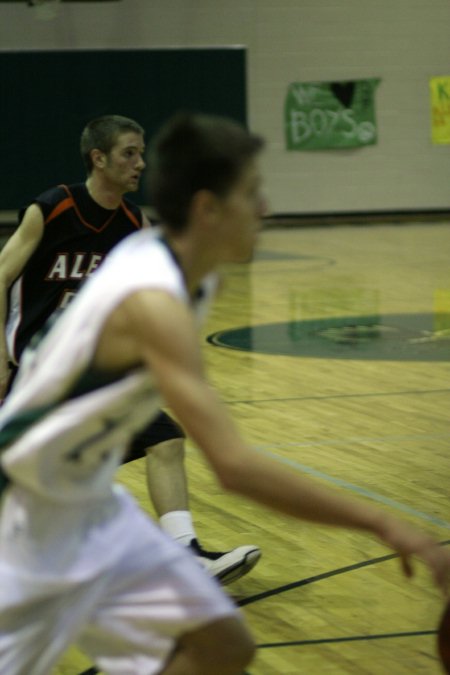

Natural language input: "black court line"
[257,629,436,649]
[237,551,399,607]
[224,387,450,406]
[76,632,438,674]
[76,542,450,674]
[238,540,450,607]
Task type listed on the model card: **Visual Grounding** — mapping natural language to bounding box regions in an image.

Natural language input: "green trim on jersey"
[0,365,135,495]
[0,405,54,495]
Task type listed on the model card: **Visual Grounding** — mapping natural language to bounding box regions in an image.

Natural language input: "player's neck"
[163,230,218,296]
[85,176,122,210]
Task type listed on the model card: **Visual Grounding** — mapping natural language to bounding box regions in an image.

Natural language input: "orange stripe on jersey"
[120,200,142,229]
[45,196,75,225]
[45,184,142,232]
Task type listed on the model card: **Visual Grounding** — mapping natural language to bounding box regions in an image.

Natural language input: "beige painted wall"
[1,0,449,214]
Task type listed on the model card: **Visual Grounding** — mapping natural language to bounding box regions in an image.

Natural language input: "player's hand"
[377,516,450,596]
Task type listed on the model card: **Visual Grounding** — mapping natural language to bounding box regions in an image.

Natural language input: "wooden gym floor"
[48,220,449,674]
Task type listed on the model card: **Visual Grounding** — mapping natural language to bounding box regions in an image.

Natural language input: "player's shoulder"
[17,184,63,225]
[18,183,84,226]
[36,182,82,207]
[103,230,184,288]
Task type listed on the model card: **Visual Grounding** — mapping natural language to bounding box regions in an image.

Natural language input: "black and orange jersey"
[6,183,144,364]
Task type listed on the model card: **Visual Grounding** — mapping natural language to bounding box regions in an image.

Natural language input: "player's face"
[103,132,146,193]
[216,158,266,263]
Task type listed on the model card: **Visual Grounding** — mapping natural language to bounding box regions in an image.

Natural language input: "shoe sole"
[216,548,261,585]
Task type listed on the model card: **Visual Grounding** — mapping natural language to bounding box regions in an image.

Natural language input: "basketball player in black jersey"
[0,114,260,584]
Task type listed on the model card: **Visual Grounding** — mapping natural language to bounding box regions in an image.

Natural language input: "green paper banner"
[285,78,380,150]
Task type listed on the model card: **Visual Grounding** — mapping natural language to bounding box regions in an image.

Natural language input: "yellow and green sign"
[430,76,450,145]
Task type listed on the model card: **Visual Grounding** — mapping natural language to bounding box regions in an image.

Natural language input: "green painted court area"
[207,313,450,361]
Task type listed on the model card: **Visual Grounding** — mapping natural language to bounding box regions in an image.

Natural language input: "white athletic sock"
[159,510,197,547]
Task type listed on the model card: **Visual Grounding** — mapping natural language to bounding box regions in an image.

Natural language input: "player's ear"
[91,148,107,170]
[190,189,220,224]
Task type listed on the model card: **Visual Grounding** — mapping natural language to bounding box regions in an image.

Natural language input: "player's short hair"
[80,115,144,174]
[147,112,265,231]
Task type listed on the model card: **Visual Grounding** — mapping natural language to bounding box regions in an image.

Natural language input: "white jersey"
[0,229,217,505]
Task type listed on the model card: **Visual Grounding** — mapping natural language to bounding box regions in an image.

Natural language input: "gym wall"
[0,0,449,216]
[0,47,246,211]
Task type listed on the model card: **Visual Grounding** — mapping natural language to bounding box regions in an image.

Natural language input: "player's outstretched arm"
[98,288,450,596]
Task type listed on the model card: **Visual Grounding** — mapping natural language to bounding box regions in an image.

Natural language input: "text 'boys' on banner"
[285,78,380,151]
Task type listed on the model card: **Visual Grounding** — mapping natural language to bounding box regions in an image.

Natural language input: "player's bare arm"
[0,204,44,397]
[94,287,450,594]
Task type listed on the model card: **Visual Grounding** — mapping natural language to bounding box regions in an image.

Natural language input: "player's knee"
[224,623,255,672]
[180,616,255,673]
[206,617,255,673]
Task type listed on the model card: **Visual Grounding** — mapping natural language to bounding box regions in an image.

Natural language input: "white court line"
[253,444,450,530]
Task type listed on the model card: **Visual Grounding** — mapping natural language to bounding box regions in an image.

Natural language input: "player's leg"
[0,485,112,675]
[145,435,189,515]
[126,411,261,585]
[161,616,254,675]
[77,504,255,675]
[0,563,110,675]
